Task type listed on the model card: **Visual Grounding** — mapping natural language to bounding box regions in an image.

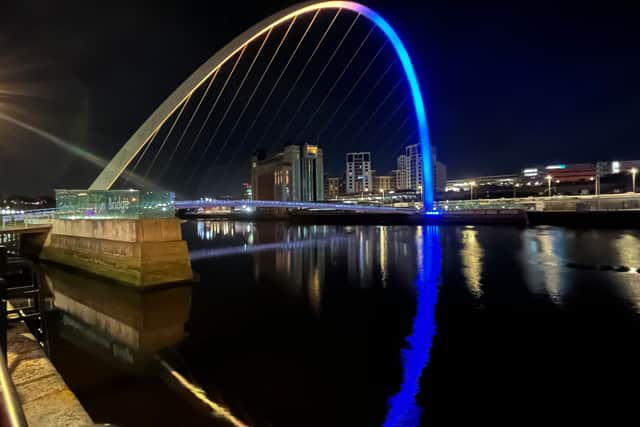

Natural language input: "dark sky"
[0,0,638,196]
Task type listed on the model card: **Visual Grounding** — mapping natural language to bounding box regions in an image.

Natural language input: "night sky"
[0,0,638,196]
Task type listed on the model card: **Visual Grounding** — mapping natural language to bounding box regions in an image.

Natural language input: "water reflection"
[460,227,483,298]
[41,263,192,365]
[615,232,640,270]
[383,226,441,427]
[35,221,640,426]
[197,220,254,243]
[185,220,434,425]
[521,227,569,304]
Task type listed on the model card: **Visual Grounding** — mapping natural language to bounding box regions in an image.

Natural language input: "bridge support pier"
[35,218,192,287]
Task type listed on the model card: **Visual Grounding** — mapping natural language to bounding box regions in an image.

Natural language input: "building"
[545,163,595,183]
[300,144,324,201]
[446,174,518,191]
[406,144,423,191]
[597,160,640,176]
[390,169,401,191]
[251,144,324,202]
[373,175,393,193]
[394,144,447,192]
[325,176,342,199]
[346,152,372,194]
[395,156,409,190]
[242,182,252,200]
[434,160,447,192]
[521,164,596,184]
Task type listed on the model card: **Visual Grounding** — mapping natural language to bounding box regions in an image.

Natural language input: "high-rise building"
[394,144,446,192]
[300,144,324,201]
[251,144,324,201]
[406,144,423,191]
[396,155,409,190]
[346,152,372,194]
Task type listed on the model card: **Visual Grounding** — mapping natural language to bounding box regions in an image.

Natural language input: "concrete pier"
[36,218,192,287]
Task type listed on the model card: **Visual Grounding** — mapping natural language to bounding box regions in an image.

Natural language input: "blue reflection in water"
[383,226,441,427]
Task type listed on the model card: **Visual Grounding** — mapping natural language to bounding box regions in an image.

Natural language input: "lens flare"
[0,110,158,189]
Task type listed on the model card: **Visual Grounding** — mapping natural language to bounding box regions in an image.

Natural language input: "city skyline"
[1,0,638,195]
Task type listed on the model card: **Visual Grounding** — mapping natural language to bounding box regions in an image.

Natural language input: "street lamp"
[469,181,476,200]
[590,175,601,196]
[631,168,638,193]
[379,187,385,204]
[546,175,553,197]
[513,182,521,199]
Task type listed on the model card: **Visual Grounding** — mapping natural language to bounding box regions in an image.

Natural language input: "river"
[42,220,640,426]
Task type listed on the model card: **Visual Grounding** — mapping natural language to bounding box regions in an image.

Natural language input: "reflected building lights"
[538,231,566,304]
[308,267,322,315]
[460,227,483,298]
[613,233,640,313]
[615,233,640,270]
[379,227,389,287]
[522,229,569,304]
[196,220,255,242]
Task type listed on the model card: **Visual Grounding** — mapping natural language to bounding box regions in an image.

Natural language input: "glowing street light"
[379,187,385,204]
[546,175,553,197]
[469,181,476,200]
[631,168,638,193]
[513,182,521,198]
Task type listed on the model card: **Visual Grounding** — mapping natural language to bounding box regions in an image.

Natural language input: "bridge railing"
[0,209,58,228]
[177,199,421,214]
[55,189,175,220]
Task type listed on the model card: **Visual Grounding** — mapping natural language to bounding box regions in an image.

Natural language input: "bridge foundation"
[35,218,192,287]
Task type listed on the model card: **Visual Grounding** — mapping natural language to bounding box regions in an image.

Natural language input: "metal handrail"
[0,277,29,427]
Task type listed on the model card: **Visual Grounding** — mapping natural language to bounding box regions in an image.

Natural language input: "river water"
[42,221,640,426]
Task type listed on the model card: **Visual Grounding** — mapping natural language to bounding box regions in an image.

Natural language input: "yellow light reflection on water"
[157,357,249,427]
[461,227,483,298]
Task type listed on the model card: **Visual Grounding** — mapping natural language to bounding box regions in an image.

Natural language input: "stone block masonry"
[39,218,192,287]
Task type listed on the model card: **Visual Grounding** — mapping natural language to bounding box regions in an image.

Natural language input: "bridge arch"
[90,1,434,208]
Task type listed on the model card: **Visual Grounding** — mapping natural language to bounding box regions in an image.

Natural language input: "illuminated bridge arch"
[90,1,434,207]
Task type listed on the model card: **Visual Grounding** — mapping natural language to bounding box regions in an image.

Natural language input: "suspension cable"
[381,113,411,150]
[276,13,361,143]
[365,95,408,147]
[295,24,375,140]
[326,59,396,148]
[144,94,192,179]
[395,127,418,157]
[208,27,278,164]
[124,127,160,186]
[174,48,246,177]
[255,9,342,150]
[159,69,218,180]
[233,11,318,157]
[315,40,388,140]
[344,78,402,149]
[189,30,273,184]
